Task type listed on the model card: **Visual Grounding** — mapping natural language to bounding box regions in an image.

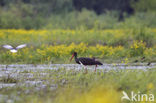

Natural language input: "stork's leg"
[85,67,88,74]
[82,65,88,74]
[80,62,87,74]
[94,65,97,72]
[6,65,8,70]
[79,61,86,73]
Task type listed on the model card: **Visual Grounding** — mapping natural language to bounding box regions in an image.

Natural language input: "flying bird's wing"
[16,44,27,49]
[3,45,14,50]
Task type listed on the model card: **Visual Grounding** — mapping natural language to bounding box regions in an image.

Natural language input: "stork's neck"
[74,54,77,60]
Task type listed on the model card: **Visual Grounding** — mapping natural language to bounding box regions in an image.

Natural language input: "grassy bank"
[0,29,156,64]
[0,68,155,103]
[0,42,156,64]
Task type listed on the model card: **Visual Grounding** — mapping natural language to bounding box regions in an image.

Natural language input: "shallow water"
[0,83,16,89]
[0,63,155,82]
[0,63,155,78]
[0,63,155,87]
[0,63,155,102]
[0,63,156,71]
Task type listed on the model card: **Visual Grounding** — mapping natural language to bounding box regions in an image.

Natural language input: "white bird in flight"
[3,44,27,53]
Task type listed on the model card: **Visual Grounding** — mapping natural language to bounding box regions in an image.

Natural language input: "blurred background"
[0,0,156,64]
[0,0,156,29]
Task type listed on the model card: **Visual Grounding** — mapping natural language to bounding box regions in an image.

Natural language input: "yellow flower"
[147,83,154,90]
[56,86,121,103]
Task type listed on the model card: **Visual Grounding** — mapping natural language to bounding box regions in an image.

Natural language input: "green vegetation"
[0,68,155,103]
[0,0,156,29]
[0,1,155,64]
[0,29,156,64]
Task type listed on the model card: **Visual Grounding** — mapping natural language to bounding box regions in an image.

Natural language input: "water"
[0,63,156,71]
[0,63,155,102]
[0,63,155,88]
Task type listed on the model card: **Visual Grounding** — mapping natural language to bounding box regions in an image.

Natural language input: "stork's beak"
[70,54,74,62]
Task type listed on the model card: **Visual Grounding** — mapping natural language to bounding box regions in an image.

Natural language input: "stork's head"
[70,52,77,61]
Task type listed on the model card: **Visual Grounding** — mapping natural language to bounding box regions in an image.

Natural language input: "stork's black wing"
[78,57,97,65]
[95,60,103,65]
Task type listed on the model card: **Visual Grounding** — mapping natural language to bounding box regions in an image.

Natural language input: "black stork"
[70,52,103,72]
